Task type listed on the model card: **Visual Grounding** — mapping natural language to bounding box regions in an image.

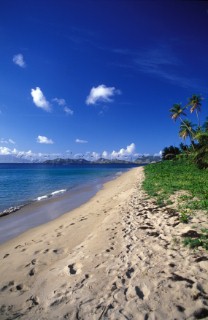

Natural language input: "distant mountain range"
[0,155,161,164]
[135,155,161,164]
[43,158,134,165]
[43,156,161,165]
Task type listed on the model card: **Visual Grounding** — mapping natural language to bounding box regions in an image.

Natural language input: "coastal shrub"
[194,132,208,169]
[162,146,181,160]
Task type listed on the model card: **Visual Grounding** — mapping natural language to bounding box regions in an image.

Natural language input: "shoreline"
[0,163,138,215]
[0,167,207,320]
[0,169,126,244]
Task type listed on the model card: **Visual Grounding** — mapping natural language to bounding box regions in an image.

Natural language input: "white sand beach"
[0,167,208,320]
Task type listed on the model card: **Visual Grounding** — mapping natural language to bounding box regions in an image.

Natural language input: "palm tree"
[187,94,203,127]
[179,120,196,149]
[170,103,186,122]
[170,103,195,140]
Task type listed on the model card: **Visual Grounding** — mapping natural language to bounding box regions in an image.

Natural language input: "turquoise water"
[0,163,138,213]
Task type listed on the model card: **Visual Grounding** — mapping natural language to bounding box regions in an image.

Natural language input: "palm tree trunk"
[179,116,195,151]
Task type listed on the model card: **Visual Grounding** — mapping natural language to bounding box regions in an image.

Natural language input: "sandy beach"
[0,167,208,320]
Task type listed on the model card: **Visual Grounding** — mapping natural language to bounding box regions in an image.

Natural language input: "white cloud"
[13,53,26,68]
[74,153,85,159]
[86,84,121,105]
[102,151,108,158]
[64,106,74,115]
[72,143,136,161]
[53,97,74,115]
[31,87,51,112]
[0,147,11,155]
[53,98,66,106]
[0,147,63,162]
[75,138,88,144]
[9,139,15,144]
[0,138,15,144]
[37,135,54,144]
[154,150,162,157]
[91,151,100,160]
[111,143,136,159]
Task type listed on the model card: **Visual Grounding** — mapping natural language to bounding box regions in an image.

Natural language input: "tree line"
[162,94,208,169]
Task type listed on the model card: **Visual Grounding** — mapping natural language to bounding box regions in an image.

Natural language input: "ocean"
[0,163,139,243]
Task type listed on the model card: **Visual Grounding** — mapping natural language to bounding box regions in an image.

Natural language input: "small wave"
[0,205,24,218]
[51,189,66,196]
[36,189,67,202]
[36,195,48,201]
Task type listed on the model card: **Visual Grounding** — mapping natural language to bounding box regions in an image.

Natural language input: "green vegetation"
[143,160,208,250]
[168,94,208,168]
[143,159,208,210]
[183,228,208,250]
[143,93,208,250]
[179,211,190,224]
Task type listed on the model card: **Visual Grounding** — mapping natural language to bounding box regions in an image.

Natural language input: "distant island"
[43,156,161,165]
[0,155,161,164]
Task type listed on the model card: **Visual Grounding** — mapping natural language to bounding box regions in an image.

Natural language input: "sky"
[0,0,208,161]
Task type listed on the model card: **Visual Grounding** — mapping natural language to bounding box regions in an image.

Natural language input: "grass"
[143,159,208,250]
[143,159,208,211]
[183,229,208,250]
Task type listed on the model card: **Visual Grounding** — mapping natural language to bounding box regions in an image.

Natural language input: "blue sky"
[0,0,208,161]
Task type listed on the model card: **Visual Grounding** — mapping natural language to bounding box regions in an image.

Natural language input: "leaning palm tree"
[179,120,196,150]
[170,103,195,139]
[187,94,203,127]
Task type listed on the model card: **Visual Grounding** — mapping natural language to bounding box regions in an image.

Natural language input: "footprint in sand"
[67,262,82,275]
[28,268,35,276]
[53,248,65,255]
[1,281,14,292]
[4,282,26,293]
[135,286,144,299]
[126,267,134,279]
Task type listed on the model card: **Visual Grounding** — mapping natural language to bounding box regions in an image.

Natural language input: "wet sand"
[0,167,208,319]
[0,174,114,244]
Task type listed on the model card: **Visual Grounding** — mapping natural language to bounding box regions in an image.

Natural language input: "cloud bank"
[111,143,136,159]
[37,135,54,144]
[13,53,26,68]
[86,84,121,105]
[31,87,51,112]
[0,142,162,163]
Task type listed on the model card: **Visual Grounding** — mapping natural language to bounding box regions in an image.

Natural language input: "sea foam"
[36,189,67,201]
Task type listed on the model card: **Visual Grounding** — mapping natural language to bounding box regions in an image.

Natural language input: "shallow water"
[0,163,139,243]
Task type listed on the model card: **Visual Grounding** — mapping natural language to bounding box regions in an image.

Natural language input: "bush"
[162,146,181,160]
[194,133,208,169]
